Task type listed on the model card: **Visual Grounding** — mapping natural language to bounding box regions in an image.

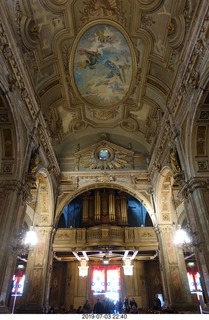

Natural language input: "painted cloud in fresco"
[73,24,133,107]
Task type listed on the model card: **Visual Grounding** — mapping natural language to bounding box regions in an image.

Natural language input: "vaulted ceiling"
[5,0,195,170]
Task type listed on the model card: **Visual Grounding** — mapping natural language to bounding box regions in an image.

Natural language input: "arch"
[55,182,155,226]
[58,188,153,229]
[185,76,209,177]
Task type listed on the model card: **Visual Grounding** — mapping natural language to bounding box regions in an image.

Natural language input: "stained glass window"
[187,271,202,292]
[107,266,121,291]
[91,265,121,292]
[12,273,25,296]
[91,266,105,292]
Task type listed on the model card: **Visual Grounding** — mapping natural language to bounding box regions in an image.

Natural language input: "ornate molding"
[79,0,127,27]
[75,140,134,171]
[53,226,158,251]
[0,180,32,203]
[168,7,208,114]
[0,21,60,178]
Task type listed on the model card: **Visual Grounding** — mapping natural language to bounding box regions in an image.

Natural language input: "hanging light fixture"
[24,229,38,246]
[12,182,40,253]
[78,260,89,277]
[103,255,109,265]
[174,224,203,250]
[12,225,38,254]
[123,258,133,275]
[174,225,191,247]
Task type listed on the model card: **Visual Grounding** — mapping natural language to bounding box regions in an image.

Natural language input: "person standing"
[93,298,104,314]
[117,298,123,314]
[83,299,91,313]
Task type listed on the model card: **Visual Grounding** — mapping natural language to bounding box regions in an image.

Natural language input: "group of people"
[44,295,167,314]
[122,297,138,313]
[77,297,138,314]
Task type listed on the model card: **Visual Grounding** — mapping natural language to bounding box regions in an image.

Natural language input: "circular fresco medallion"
[72,22,134,108]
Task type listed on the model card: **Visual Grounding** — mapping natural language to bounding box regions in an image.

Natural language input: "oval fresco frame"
[70,20,136,109]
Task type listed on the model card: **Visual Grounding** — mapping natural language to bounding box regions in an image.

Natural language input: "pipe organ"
[81,189,128,226]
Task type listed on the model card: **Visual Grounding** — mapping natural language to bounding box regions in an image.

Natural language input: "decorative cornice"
[186,177,209,193]
[0,180,32,203]
[149,4,209,177]
[0,21,60,178]
[167,5,209,114]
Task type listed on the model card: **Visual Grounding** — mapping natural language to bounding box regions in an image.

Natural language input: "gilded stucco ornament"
[75,140,134,171]
[79,0,126,26]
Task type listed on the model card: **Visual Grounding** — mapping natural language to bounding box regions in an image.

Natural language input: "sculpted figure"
[170,148,181,173]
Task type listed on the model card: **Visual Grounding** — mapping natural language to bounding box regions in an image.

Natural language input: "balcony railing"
[53,225,158,252]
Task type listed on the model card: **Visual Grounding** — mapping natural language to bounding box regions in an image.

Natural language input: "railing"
[53,225,158,251]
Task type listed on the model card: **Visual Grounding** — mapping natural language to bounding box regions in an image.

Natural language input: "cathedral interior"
[0,0,209,314]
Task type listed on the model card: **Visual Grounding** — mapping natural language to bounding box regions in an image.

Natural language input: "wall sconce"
[123,259,133,276]
[78,260,89,277]
[174,224,203,250]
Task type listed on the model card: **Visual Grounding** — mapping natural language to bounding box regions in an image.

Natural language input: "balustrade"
[53,225,158,252]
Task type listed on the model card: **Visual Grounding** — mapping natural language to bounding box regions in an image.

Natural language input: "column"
[184,178,209,313]
[0,181,28,314]
[158,224,198,312]
[18,226,54,313]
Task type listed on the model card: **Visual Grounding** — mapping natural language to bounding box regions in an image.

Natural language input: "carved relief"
[76,141,134,171]
[141,16,155,28]
[88,106,119,120]
[197,161,208,171]
[80,0,126,26]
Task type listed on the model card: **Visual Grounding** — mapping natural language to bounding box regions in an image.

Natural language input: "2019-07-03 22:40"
[81,314,128,319]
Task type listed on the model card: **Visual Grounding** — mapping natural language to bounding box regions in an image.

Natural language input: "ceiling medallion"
[70,20,136,108]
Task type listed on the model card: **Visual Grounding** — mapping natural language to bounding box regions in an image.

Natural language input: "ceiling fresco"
[72,23,134,107]
[5,0,197,168]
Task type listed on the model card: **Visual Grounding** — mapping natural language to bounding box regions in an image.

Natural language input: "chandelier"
[12,182,40,254]
[174,224,203,250]
[12,225,38,254]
